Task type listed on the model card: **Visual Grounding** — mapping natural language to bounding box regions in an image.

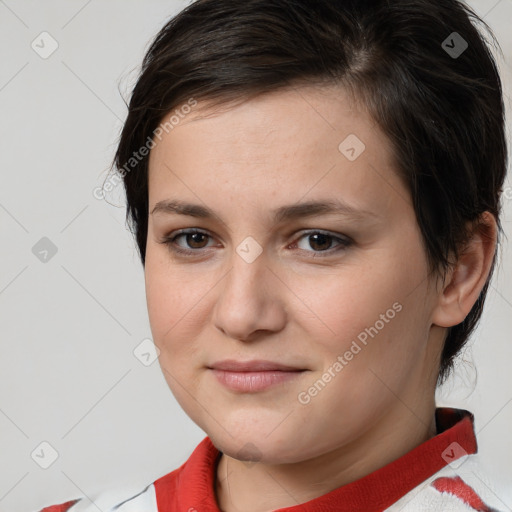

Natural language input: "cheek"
[304,244,429,368]
[298,264,405,344]
[144,253,206,355]
[144,258,207,408]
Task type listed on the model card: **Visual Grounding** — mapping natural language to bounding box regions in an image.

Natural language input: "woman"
[37,0,509,510]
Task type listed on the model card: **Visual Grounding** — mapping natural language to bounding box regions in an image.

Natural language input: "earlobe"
[431,212,497,328]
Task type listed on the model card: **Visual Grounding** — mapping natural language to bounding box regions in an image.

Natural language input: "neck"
[215,400,437,512]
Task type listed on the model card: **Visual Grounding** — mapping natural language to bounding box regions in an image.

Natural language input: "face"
[145,85,444,464]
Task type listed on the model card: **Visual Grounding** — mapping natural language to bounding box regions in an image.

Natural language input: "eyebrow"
[150,199,378,224]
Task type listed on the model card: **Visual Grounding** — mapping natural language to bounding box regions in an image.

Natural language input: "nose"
[212,246,287,342]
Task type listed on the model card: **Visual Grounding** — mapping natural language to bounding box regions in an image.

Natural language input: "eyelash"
[158,229,352,258]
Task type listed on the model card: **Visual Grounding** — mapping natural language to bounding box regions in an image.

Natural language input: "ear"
[431,211,498,328]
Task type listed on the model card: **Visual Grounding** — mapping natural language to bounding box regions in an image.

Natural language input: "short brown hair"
[110,0,508,382]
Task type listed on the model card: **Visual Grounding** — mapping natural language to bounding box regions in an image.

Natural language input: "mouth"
[208,359,307,393]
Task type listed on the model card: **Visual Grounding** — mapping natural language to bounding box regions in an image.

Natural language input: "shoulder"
[387,454,508,511]
[36,482,158,512]
[35,437,210,512]
[38,499,81,512]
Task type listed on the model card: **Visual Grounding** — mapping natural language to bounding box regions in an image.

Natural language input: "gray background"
[0,1,511,511]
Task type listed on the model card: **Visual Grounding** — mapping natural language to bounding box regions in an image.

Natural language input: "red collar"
[154,408,477,512]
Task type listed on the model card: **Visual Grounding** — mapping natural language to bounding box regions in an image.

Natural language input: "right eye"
[159,229,216,256]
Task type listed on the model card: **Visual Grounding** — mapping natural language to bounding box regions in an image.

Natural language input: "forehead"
[147,85,408,220]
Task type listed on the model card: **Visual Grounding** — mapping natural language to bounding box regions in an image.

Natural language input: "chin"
[208,427,310,465]
[183,396,323,463]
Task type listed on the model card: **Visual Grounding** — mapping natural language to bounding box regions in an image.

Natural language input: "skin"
[144,84,497,512]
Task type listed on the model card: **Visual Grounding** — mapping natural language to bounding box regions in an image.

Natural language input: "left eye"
[293,231,352,255]
[159,229,352,257]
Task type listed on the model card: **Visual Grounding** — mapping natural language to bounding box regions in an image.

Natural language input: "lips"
[209,359,304,372]
[208,360,306,392]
